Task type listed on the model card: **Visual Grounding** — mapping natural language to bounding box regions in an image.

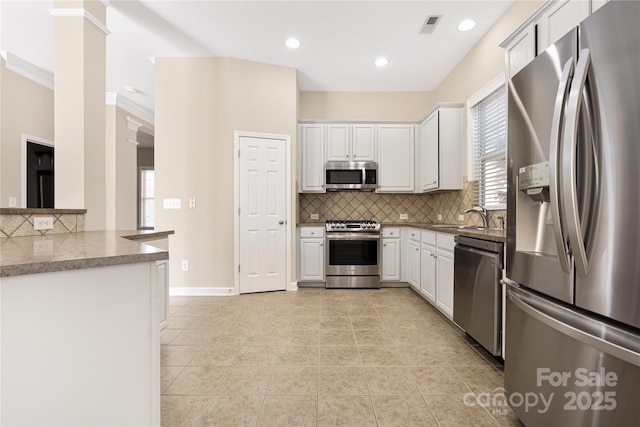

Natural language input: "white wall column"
[52,0,108,230]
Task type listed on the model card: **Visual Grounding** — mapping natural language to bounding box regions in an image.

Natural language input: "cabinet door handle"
[310,232,315,235]
[383,243,387,247]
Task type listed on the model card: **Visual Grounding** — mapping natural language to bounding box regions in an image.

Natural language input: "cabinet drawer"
[421,230,436,245]
[436,233,455,251]
[408,228,421,242]
[382,227,400,238]
[299,227,324,238]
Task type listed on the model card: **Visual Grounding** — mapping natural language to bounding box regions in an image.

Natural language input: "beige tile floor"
[161,288,522,427]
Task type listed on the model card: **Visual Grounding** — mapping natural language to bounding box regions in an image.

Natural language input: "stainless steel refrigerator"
[505,1,640,425]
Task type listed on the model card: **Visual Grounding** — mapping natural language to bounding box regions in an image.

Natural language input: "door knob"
[279,220,285,225]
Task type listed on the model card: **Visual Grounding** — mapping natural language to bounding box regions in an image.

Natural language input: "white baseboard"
[288,281,298,291]
[169,287,236,296]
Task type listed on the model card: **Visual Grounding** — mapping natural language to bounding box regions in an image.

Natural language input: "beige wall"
[155,57,297,289]
[105,106,153,230]
[0,58,55,208]
[299,91,432,121]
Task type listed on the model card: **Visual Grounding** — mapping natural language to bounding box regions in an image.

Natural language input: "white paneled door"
[239,136,287,294]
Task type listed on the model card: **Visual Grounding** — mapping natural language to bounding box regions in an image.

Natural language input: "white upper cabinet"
[504,25,536,78]
[536,0,589,53]
[300,124,326,193]
[377,124,415,193]
[419,112,439,191]
[326,124,376,162]
[352,124,376,161]
[326,124,351,161]
[502,0,600,78]
[416,104,463,193]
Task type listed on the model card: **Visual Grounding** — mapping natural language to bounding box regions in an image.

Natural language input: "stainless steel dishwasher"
[453,235,503,356]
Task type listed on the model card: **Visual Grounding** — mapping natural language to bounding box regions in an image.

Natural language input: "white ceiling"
[1,0,514,117]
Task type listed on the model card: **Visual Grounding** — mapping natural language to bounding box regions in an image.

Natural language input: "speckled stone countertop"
[0,230,174,277]
[298,222,506,243]
[390,222,506,243]
[0,208,87,214]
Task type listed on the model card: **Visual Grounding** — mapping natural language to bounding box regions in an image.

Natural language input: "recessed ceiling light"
[125,87,140,94]
[375,57,389,67]
[285,38,301,49]
[458,19,476,32]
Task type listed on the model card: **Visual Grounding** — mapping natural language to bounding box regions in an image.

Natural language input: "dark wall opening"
[26,141,54,208]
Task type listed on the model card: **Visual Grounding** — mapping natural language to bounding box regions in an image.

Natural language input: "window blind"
[471,86,507,210]
[140,169,155,228]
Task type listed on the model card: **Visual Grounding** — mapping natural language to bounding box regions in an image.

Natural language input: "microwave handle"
[362,168,366,185]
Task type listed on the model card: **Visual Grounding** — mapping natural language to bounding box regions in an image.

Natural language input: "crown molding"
[126,116,144,132]
[48,8,111,35]
[0,51,54,90]
[100,0,110,7]
[105,92,155,125]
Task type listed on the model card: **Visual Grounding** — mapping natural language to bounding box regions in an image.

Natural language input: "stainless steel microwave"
[325,161,377,191]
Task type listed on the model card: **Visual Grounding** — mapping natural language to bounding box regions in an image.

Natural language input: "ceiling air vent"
[419,15,442,35]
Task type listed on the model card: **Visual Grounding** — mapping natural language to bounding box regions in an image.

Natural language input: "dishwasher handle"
[455,235,503,253]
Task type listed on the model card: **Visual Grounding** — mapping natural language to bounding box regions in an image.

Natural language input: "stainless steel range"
[325,220,380,289]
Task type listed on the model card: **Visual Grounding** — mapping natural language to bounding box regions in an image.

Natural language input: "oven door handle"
[326,233,381,240]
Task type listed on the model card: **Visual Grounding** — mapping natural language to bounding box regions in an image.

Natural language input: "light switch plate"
[33,216,54,230]
[310,214,319,220]
[164,198,181,209]
[399,213,408,220]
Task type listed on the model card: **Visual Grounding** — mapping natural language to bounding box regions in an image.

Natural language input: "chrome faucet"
[464,205,489,227]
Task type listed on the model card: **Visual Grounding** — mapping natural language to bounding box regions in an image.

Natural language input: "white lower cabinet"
[381,227,401,281]
[407,229,421,291]
[155,260,169,330]
[298,227,325,282]
[401,228,456,319]
[420,231,437,303]
[435,233,455,319]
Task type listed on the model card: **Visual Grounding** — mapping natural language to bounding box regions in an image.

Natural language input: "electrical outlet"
[399,213,408,220]
[437,214,443,221]
[8,197,17,207]
[458,214,465,222]
[310,213,319,220]
[164,198,181,209]
[189,198,196,209]
[33,216,54,230]
[181,260,189,271]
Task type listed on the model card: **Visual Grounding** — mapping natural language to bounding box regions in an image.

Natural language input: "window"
[468,74,507,211]
[139,168,155,229]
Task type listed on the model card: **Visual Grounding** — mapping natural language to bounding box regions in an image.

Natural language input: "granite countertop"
[0,208,87,214]
[297,222,506,243]
[387,222,506,243]
[0,230,174,278]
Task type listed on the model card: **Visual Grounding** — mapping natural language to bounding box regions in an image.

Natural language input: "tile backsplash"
[0,213,85,238]
[299,179,506,227]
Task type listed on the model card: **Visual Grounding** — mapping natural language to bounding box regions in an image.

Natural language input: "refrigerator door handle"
[508,287,640,368]
[549,59,574,274]
[562,49,592,277]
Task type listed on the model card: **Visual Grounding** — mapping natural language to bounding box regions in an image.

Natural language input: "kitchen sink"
[431,224,502,231]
